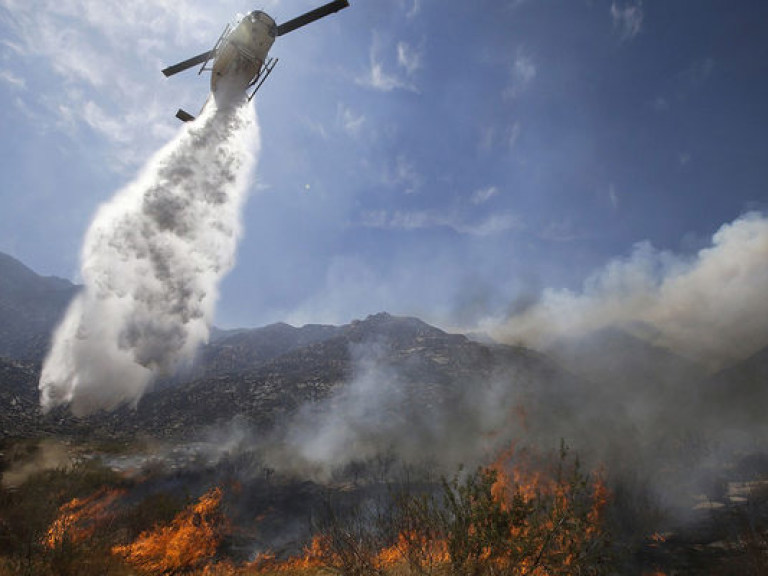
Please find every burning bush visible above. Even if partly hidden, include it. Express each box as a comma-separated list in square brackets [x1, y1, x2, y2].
[45, 488, 125, 550]
[383, 448, 611, 575]
[113, 487, 228, 574]
[252, 446, 613, 576]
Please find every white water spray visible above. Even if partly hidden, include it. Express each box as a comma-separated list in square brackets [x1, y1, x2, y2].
[40, 83, 259, 416]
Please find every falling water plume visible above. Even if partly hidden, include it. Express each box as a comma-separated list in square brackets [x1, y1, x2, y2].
[40, 79, 259, 416]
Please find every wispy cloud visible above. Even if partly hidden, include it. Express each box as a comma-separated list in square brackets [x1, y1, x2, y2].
[360, 209, 520, 237]
[361, 59, 412, 92]
[405, 0, 421, 20]
[81, 100, 132, 143]
[397, 41, 423, 76]
[337, 103, 366, 138]
[382, 154, 423, 194]
[0, 68, 25, 89]
[0, 0, 215, 168]
[359, 34, 419, 93]
[471, 186, 499, 205]
[611, 1, 643, 41]
[608, 183, 619, 209]
[538, 218, 585, 243]
[504, 50, 536, 100]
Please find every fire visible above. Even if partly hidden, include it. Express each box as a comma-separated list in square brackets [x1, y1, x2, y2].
[45, 488, 125, 549]
[249, 534, 329, 572]
[245, 445, 609, 575]
[113, 487, 227, 573]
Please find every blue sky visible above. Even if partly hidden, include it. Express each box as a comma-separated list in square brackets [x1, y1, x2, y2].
[1, 0, 767, 331]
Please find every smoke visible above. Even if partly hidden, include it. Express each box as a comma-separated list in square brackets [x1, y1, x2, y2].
[494, 212, 768, 370]
[40, 81, 259, 416]
[253, 212, 768, 507]
[261, 339, 531, 480]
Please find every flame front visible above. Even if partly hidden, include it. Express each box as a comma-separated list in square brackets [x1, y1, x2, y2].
[113, 487, 227, 573]
[45, 488, 124, 549]
[246, 446, 609, 575]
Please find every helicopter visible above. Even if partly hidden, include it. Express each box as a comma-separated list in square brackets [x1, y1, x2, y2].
[162, 0, 350, 121]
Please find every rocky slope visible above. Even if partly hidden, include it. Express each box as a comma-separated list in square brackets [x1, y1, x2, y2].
[0, 252, 77, 361]
[42, 312, 570, 444]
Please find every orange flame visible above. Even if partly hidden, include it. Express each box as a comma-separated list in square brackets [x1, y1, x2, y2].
[113, 487, 227, 573]
[246, 445, 609, 575]
[45, 488, 125, 549]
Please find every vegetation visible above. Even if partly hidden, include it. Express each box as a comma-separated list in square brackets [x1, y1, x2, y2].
[1, 439, 618, 576]
[303, 447, 612, 576]
[7, 438, 768, 575]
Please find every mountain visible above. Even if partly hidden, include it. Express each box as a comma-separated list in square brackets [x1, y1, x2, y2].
[196, 322, 341, 376]
[547, 328, 705, 418]
[0, 309, 580, 456]
[0, 358, 39, 437]
[0, 252, 78, 361]
[57, 312, 569, 442]
[702, 345, 768, 425]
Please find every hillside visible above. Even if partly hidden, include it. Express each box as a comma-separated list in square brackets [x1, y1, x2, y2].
[0, 252, 78, 361]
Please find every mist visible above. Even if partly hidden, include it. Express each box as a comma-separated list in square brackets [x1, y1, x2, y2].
[39, 84, 259, 416]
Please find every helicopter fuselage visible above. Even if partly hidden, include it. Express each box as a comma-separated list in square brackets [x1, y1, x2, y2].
[210, 11, 277, 93]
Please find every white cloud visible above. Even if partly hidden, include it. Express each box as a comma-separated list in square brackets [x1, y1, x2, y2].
[538, 218, 584, 243]
[360, 209, 520, 237]
[514, 53, 537, 85]
[397, 41, 423, 76]
[456, 213, 521, 236]
[359, 34, 418, 93]
[381, 154, 422, 194]
[504, 50, 536, 100]
[611, 1, 644, 41]
[337, 104, 366, 138]
[608, 183, 619, 209]
[81, 100, 131, 143]
[0, 68, 25, 89]
[363, 59, 407, 92]
[406, 0, 421, 20]
[471, 186, 499, 205]
[0, 0, 218, 168]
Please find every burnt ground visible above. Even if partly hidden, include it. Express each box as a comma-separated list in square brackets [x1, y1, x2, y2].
[634, 456, 768, 575]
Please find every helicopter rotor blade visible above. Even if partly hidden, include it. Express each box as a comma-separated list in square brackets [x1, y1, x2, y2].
[162, 50, 215, 77]
[276, 0, 349, 36]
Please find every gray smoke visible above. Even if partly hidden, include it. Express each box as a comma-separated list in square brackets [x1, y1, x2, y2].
[254, 213, 768, 512]
[40, 84, 259, 416]
[260, 340, 529, 480]
[494, 212, 768, 371]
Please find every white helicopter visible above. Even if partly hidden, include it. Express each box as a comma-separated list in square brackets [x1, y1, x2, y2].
[162, 0, 350, 121]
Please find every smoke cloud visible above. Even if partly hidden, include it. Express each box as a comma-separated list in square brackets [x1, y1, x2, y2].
[40, 84, 259, 416]
[494, 212, 768, 370]
[261, 340, 531, 480]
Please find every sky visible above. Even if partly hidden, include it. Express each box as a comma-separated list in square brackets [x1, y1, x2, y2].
[1, 0, 767, 333]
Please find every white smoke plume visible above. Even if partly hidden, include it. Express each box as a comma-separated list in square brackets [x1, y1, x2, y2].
[40, 84, 259, 416]
[495, 211, 768, 369]
[262, 340, 528, 480]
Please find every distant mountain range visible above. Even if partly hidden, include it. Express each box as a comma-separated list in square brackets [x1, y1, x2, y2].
[0, 250, 766, 453]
